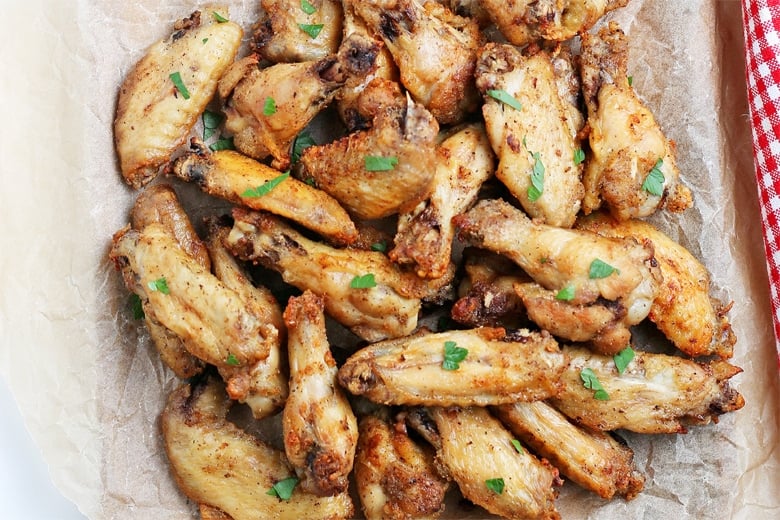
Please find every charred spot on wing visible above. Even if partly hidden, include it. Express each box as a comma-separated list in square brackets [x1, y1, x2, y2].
[380, 12, 401, 41]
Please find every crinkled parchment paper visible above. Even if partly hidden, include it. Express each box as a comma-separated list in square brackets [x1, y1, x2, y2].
[1, 0, 778, 518]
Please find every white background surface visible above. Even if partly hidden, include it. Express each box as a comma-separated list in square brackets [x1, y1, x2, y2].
[0, 376, 87, 520]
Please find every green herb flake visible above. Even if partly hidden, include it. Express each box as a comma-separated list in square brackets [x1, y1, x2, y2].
[301, 0, 317, 14]
[209, 135, 235, 152]
[555, 285, 575, 301]
[574, 148, 586, 165]
[580, 368, 609, 400]
[202, 37, 209, 44]
[213, 11, 229, 23]
[613, 346, 635, 375]
[641, 158, 665, 196]
[147, 277, 170, 295]
[225, 353, 240, 366]
[486, 89, 522, 111]
[365, 155, 398, 171]
[169, 72, 190, 100]
[299, 23, 324, 39]
[588, 259, 619, 279]
[292, 131, 316, 163]
[628, 75, 634, 86]
[266, 477, 299, 500]
[129, 293, 145, 320]
[350, 273, 377, 289]
[442, 341, 468, 371]
[370, 241, 387, 252]
[202, 110, 224, 140]
[263, 97, 277, 116]
[511, 439, 524, 454]
[522, 137, 544, 202]
[242, 171, 290, 198]
[485, 478, 505, 495]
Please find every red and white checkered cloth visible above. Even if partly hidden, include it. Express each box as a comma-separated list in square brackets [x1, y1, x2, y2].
[742, 0, 780, 364]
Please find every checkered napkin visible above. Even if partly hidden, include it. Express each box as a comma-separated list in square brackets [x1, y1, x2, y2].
[742, 0, 780, 360]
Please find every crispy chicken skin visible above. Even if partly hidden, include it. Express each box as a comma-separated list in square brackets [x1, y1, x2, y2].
[476, 43, 584, 228]
[129, 184, 207, 378]
[581, 22, 693, 219]
[408, 406, 562, 520]
[218, 34, 379, 170]
[169, 143, 358, 246]
[227, 209, 451, 342]
[550, 346, 745, 434]
[282, 291, 358, 496]
[349, 0, 482, 124]
[576, 212, 736, 358]
[114, 9, 242, 188]
[493, 400, 645, 500]
[355, 412, 449, 520]
[253, 0, 343, 63]
[205, 219, 288, 419]
[298, 95, 439, 220]
[161, 377, 354, 520]
[338, 327, 567, 406]
[479, 0, 628, 46]
[390, 123, 495, 279]
[454, 199, 661, 353]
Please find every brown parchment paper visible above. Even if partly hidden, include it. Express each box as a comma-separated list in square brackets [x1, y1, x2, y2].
[1, 0, 779, 518]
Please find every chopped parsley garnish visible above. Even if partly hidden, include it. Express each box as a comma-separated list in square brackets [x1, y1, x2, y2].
[212, 11, 229, 23]
[299, 23, 324, 39]
[555, 285, 575, 301]
[588, 259, 619, 279]
[580, 368, 609, 400]
[522, 136, 545, 202]
[301, 0, 317, 14]
[209, 135, 235, 151]
[370, 240, 387, 252]
[486, 89, 522, 111]
[641, 158, 665, 196]
[225, 353, 240, 366]
[169, 72, 190, 100]
[263, 97, 277, 116]
[147, 277, 170, 294]
[365, 155, 398, 171]
[291, 131, 316, 163]
[202, 37, 209, 44]
[511, 439, 524, 454]
[485, 478, 505, 495]
[242, 172, 290, 198]
[350, 273, 376, 289]
[129, 293, 145, 320]
[613, 346, 635, 375]
[574, 148, 586, 165]
[627, 75, 634, 86]
[266, 477, 299, 500]
[442, 341, 468, 371]
[202, 110, 223, 140]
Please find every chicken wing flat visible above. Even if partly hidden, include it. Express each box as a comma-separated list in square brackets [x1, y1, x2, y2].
[338, 327, 567, 406]
[282, 291, 358, 496]
[205, 219, 288, 419]
[408, 406, 561, 520]
[390, 123, 495, 279]
[169, 144, 358, 246]
[479, 0, 628, 46]
[114, 9, 242, 188]
[355, 412, 449, 520]
[454, 199, 661, 353]
[476, 43, 584, 228]
[298, 95, 439, 220]
[493, 400, 644, 500]
[349, 0, 482, 124]
[253, 0, 343, 63]
[129, 184, 207, 378]
[219, 34, 379, 170]
[227, 209, 449, 341]
[161, 377, 354, 520]
[550, 346, 745, 434]
[576, 212, 736, 358]
[581, 22, 693, 220]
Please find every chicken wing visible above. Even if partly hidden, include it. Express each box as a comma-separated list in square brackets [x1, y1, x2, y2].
[253, 0, 343, 63]
[349, 0, 482, 124]
[161, 376, 354, 520]
[493, 400, 644, 500]
[219, 33, 379, 170]
[169, 143, 358, 246]
[114, 9, 242, 188]
[576, 212, 736, 358]
[454, 199, 661, 353]
[550, 346, 745, 434]
[129, 184, 207, 378]
[581, 22, 693, 219]
[479, 0, 628, 46]
[297, 95, 439, 220]
[338, 327, 567, 406]
[476, 43, 584, 228]
[407, 406, 562, 520]
[355, 411, 449, 520]
[282, 291, 358, 496]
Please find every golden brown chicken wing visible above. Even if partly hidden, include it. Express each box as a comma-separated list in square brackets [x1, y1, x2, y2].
[114, 9, 242, 188]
